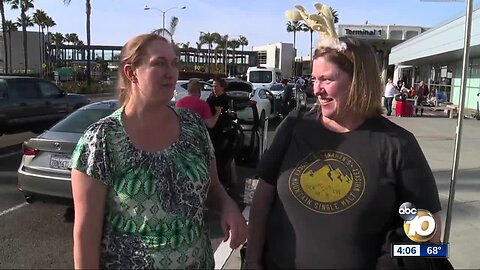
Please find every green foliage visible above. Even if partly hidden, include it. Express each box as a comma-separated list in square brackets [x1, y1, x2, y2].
[60, 80, 114, 94]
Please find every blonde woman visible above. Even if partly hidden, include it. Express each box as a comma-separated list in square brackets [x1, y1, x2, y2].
[246, 36, 441, 269]
[71, 33, 246, 269]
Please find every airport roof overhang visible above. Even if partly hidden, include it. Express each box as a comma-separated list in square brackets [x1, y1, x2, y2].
[396, 45, 480, 66]
[389, 4, 480, 66]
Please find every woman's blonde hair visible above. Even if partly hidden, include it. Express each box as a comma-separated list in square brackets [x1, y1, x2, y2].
[117, 33, 169, 106]
[313, 36, 383, 119]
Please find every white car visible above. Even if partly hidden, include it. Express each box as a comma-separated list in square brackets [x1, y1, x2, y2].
[171, 79, 213, 103]
[222, 78, 279, 122]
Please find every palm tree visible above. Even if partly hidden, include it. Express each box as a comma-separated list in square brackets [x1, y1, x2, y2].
[238, 35, 248, 65]
[286, 20, 304, 54]
[63, 0, 91, 87]
[330, 7, 339, 24]
[287, 20, 305, 76]
[195, 41, 202, 67]
[75, 39, 84, 60]
[4, 20, 18, 73]
[199, 31, 219, 73]
[44, 15, 56, 74]
[228, 39, 241, 76]
[214, 34, 228, 73]
[64, 33, 79, 64]
[152, 28, 171, 37]
[32, 9, 48, 75]
[168, 16, 178, 43]
[50, 32, 64, 67]
[0, 0, 11, 73]
[11, 0, 35, 74]
[44, 15, 55, 36]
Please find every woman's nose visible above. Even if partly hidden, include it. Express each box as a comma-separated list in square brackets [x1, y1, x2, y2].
[313, 83, 324, 96]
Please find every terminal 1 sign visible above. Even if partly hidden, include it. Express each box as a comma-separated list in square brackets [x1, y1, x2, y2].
[344, 28, 383, 37]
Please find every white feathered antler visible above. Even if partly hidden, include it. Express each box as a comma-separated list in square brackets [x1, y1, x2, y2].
[285, 3, 346, 52]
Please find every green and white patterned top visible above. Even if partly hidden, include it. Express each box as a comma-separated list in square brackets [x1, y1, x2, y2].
[71, 106, 215, 269]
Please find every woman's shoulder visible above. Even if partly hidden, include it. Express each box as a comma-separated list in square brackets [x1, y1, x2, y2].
[175, 106, 203, 125]
[83, 108, 122, 137]
[366, 116, 416, 142]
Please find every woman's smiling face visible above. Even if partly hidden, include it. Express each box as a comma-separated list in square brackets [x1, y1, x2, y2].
[311, 56, 353, 120]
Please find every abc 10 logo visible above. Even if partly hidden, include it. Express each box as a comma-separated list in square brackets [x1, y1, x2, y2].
[399, 202, 437, 242]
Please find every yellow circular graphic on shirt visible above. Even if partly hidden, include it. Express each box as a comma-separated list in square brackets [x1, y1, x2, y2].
[289, 151, 365, 214]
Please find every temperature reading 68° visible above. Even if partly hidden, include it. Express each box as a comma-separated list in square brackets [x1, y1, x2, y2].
[427, 246, 441, 255]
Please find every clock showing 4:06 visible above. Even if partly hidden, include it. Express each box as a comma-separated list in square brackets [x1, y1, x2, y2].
[392, 244, 421, 257]
[392, 243, 449, 257]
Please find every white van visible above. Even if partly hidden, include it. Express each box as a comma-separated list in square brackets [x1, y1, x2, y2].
[246, 66, 282, 89]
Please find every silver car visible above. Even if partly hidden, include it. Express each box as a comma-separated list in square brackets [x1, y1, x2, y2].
[17, 100, 118, 203]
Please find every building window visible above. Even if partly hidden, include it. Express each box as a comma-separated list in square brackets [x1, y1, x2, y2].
[258, 51, 267, 65]
[390, 30, 402, 40]
[405, 31, 418, 40]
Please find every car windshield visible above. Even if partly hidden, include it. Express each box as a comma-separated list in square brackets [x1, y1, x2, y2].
[249, 71, 272, 83]
[49, 108, 115, 133]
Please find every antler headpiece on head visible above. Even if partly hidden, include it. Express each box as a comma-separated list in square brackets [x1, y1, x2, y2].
[285, 3, 347, 53]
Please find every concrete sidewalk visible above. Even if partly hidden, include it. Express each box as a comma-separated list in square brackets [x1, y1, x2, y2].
[222, 115, 480, 269]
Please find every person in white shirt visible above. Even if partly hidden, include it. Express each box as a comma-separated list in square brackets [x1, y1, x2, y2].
[384, 78, 397, 116]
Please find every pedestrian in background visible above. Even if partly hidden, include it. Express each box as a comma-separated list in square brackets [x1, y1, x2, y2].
[176, 78, 221, 128]
[384, 78, 397, 116]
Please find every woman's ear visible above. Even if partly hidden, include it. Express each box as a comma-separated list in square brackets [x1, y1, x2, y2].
[123, 64, 137, 83]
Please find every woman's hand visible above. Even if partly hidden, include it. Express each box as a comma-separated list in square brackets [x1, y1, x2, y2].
[220, 201, 247, 249]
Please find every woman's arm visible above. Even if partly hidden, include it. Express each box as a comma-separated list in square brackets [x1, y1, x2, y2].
[206, 161, 247, 249]
[245, 180, 276, 269]
[204, 107, 221, 128]
[71, 169, 108, 269]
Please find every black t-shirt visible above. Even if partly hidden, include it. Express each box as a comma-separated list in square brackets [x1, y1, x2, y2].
[207, 93, 230, 140]
[283, 85, 293, 103]
[257, 110, 441, 269]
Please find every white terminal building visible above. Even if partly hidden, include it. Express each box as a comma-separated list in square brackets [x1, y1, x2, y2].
[389, 5, 480, 110]
[255, 4, 480, 111]
[253, 24, 428, 80]
[252, 42, 295, 79]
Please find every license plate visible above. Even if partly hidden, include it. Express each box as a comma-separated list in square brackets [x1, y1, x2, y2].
[50, 154, 71, 170]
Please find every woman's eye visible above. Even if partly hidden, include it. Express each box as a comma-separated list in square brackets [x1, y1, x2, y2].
[153, 61, 167, 67]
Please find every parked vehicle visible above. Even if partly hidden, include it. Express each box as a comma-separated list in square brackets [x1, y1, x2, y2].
[230, 97, 263, 165]
[266, 82, 307, 110]
[17, 100, 118, 203]
[171, 79, 213, 103]
[17, 98, 260, 203]
[222, 78, 279, 123]
[246, 66, 282, 89]
[0, 76, 90, 136]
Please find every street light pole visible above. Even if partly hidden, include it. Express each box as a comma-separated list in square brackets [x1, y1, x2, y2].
[144, 5, 186, 38]
[225, 38, 228, 76]
[162, 12, 166, 36]
[444, 0, 474, 244]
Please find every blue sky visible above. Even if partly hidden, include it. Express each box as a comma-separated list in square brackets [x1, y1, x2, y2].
[4, 0, 479, 57]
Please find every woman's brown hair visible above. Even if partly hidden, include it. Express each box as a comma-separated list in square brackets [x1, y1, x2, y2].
[117, 33, 169, 106]
[313, 36, 383, 118]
